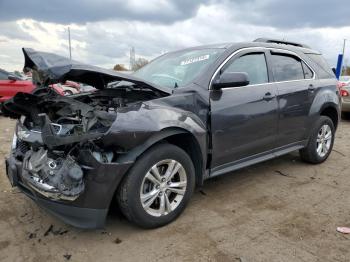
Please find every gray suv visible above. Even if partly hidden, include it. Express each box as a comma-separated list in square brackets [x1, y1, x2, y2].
[4, 38, 340, 229]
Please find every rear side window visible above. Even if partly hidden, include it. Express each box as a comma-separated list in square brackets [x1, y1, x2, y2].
[302, 62, 314, 79]
[271, 53, 304, 82]
[0, 71, 8, 80]
[224, 53, 268, 85]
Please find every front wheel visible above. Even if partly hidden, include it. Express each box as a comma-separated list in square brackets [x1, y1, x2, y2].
[117, 143, 195, 228]
[300, 116, 335, 164]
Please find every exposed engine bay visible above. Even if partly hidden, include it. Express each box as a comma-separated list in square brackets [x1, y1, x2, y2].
[5, 86, 163, 201]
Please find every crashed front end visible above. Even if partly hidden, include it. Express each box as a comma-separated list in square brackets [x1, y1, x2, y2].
[4, 89, 138, 228]
[3, 48, 169, 228]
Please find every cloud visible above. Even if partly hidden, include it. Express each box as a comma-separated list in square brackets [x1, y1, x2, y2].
[1, 0, 350, 29]
[224, 0, 350, 29]
[0, 0, 209, 24]
[0, 1, 348, 72]
[0, 21, 36, 41]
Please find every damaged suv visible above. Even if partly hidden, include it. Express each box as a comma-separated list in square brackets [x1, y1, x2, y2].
[4, 38, 340, 229]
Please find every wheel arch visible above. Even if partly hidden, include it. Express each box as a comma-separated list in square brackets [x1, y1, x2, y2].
[319, 104, 339, 130]
[116, 127, 206, 187]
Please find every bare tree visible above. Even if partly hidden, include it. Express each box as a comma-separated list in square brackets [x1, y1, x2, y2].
[343, 66, 350, 75]
[132, 58, 149, 71]
[113, 64, 128, 71]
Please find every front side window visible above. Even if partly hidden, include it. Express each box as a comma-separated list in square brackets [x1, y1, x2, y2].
[223, 53, 269, 85]
[271, 53, 304, 82]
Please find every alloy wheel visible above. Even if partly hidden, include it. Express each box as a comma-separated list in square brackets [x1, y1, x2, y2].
[140, 159, 187, 217]
[316, 124, 332, 158]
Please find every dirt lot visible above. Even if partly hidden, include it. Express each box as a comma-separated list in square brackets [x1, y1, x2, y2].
[0, 116, 350, 262]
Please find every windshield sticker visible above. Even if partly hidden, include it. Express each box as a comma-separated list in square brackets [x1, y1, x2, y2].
[180, 54, 210, 66]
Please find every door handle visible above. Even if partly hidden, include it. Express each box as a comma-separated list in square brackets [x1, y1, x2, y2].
[308, 84, 316, 92]
[263, 92, 275, 101]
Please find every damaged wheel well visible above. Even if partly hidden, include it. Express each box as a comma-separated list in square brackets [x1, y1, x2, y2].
[116, 129, 205, 191]
[164, 133, 204, 187]
[112, 130, 204, 212]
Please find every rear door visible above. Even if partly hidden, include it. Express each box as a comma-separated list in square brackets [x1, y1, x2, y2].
[268, 50, 316, 147]
[210, 49, 278, 170]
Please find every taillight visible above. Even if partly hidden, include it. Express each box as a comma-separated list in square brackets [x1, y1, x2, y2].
[341, 89, 349, 97]
[337, 82, 345, 91]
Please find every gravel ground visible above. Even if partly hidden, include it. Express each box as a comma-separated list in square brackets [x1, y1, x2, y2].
[0, 116, 350, 262]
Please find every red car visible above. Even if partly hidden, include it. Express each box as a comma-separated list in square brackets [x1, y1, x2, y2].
[0, 69, 64, 109]
[0, 69, 35, 104]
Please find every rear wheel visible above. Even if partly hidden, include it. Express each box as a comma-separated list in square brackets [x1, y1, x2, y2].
[117, 143, 195, 228]
[300, 116, 335, 164]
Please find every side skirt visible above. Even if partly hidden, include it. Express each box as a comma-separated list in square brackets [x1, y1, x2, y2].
[209, 140, 308, 178]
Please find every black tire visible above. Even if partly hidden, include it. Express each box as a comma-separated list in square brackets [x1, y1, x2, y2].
[117, 143, 195, 228]
[299, 116, 335, 164]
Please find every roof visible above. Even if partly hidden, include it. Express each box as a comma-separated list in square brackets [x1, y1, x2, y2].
[166, 38, 320, 55]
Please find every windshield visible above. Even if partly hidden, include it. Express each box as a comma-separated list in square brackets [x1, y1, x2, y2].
[133, 48, 224, 89]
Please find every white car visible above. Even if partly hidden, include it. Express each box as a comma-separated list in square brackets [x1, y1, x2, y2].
[339, 76, 350, 114]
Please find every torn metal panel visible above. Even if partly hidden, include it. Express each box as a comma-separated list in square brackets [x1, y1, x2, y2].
[22, 48, 171, 94]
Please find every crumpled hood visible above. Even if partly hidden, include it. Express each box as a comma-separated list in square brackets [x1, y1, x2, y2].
[22, 48, 171, 94]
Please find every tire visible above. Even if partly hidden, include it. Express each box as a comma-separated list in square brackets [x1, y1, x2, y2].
[299, 116, 335, 164]
[117, 143, 195, 228]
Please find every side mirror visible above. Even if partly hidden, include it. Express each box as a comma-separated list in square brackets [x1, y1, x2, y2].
[212, 72, 249, 90]
[8, 74, 18, 81]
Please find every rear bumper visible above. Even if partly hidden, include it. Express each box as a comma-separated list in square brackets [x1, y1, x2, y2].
[341, 99, 350, 112]
[5, 151, 132, 229]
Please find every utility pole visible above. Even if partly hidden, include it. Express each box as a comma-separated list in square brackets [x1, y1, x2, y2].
[68, 27, 72, 60]
[130, 47, 135, 71]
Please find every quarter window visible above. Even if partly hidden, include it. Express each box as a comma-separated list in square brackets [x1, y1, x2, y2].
[271, 53, 304, 82]
[223, 53, 269, 85]
[302, 62, 313, 79]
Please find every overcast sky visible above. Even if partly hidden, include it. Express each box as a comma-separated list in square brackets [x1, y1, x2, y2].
[0, 0, 349, 71]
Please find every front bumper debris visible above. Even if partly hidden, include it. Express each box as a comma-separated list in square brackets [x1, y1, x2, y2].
[22, 148, 84, 201]
[5, 143, 133, 229]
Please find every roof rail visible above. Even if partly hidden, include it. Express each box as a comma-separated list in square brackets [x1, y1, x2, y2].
[253, 38, 310, 49]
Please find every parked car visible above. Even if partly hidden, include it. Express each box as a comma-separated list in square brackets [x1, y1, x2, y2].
[0, 69, 65, 112]
[3, 41, 340, 229]
[0, 69, 35, 107]
[339, 76, 350, 115]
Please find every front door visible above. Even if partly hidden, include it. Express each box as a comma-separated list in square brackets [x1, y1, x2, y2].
[210, 50, 278, 170]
